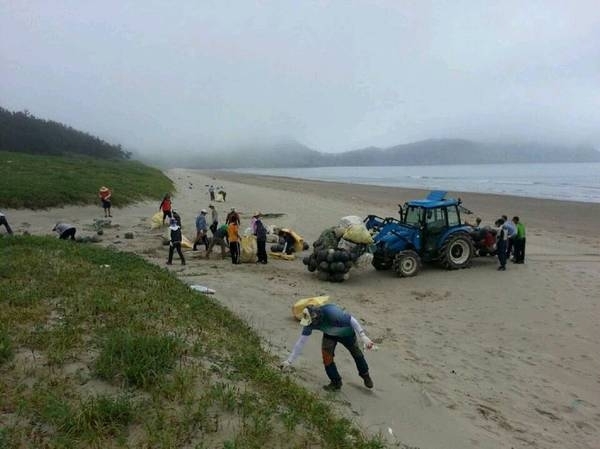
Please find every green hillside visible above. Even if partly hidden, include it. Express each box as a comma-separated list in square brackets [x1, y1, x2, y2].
[0, 151, 173, 209]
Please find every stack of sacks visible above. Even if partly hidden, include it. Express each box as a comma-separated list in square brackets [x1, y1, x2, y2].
[303, 220, 372, 283]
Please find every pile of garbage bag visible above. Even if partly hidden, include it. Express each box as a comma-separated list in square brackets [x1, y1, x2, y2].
[302, 217, 372, 282]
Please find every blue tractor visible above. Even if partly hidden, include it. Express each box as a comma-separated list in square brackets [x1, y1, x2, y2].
[366, 191, 475, 277]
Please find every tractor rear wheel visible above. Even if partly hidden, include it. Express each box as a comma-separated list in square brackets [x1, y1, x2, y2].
[393, 250, 422, 277]
[439, 232, 474, 269]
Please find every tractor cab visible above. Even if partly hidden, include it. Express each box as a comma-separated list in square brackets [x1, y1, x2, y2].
[400, 191, 467, 261]
[371, 191, 475, 277]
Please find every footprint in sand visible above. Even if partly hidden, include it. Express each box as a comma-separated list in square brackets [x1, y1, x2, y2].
[411, 289, 451, 302]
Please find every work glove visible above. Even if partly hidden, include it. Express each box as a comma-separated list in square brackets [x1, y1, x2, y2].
[279, 360, 292, 372]
[359, 332, 374, 350]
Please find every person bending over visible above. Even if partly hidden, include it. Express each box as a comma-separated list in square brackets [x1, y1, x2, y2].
[53, 223, 76, 240]
[280, 303, 375, 391]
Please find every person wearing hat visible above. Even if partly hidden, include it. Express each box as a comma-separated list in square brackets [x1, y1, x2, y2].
[53, 222, 77, 240]
[98, 186, 112, 218]
[280, 303, 375, 391]
[277, 229, 297, 255]
[193, 209, 209, 252]
[253, 212, 268, 264]
[167, 218, 186, 265]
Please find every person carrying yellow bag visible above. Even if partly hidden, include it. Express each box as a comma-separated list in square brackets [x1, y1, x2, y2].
[280, 303, 375, 391]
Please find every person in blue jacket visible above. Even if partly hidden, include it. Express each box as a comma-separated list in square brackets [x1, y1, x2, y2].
[193, 209, 209, 252]
[280, 303, 375, 391]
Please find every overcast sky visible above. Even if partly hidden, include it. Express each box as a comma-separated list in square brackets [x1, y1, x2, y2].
[1, 1, 599, 153]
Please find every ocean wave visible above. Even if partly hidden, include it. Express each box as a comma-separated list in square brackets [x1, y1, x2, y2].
[496, 180, 536, 186]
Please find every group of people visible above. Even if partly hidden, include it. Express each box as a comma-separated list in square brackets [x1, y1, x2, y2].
[161, 196, 269, 266]
[1, 186, 113, 240]
[208, 185, 227, 202]
[494, 215, 527, 271]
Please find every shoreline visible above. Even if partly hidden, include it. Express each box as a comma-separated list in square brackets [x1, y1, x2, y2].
[209, 170, 600, 237]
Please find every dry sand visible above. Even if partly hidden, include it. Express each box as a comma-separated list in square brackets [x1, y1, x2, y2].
[5, 169, 600, 449]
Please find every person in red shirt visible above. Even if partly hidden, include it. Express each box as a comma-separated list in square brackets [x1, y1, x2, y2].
[98, 186, 112, 218]
[159, 193, 172, 224]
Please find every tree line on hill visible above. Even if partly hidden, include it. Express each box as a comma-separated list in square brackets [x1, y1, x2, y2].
[0, 106, 130, 159]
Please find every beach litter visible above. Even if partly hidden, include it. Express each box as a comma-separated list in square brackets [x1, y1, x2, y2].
[190, 284, 216, 295]
[303, 221, 371, 282]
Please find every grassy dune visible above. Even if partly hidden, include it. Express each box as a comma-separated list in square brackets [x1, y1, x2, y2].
[0, 151, 173, 209]
[0, 237, 385, 449]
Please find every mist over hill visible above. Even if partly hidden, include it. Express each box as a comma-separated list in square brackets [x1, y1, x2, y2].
[141, 138, 600, 169]
[2, 105, 598, 168]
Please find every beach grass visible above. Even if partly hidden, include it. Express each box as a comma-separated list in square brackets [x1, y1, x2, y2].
[0, 151, 173, 209]
[0, 236, 386, 448]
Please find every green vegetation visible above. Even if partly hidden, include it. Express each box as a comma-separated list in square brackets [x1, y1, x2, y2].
[0, 151, 173, 209]
[95, 331, 183, 388]
[0, 326, 13, 365]
[0, 236, 386, 449]
[0, 106, 129, 159]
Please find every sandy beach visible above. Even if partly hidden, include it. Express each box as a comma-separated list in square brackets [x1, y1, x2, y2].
[5, 169, 600, 449]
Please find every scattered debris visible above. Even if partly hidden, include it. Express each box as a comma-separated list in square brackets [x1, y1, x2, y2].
[190, 284, 216, 295]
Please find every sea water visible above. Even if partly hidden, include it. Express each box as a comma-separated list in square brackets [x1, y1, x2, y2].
[233, 162, 600, 203]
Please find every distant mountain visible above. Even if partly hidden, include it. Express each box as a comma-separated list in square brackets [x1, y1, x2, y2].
[201, 141, 324, 168]
[352, 139, 600, 165]
[173, 138, 600, 168]
[0, 106, 130, 159]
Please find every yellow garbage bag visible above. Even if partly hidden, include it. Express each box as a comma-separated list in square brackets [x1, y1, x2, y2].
[292, 296, 329, 321]
[342, 224, 373, 244]
[181, 235, 194, 249]
[240, 235, 258, 263]
[150, 211, 164, 229]
[163, 228, 194, 250]
[291, 231, 305, 253]
[280, 228, 305, 253]
[269, 251, 296, 261]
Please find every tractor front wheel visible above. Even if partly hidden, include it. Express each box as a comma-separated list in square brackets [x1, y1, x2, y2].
[439, 232, 474, 269]
[372, 254, 391, 271]
[393, 250, 422, 277]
